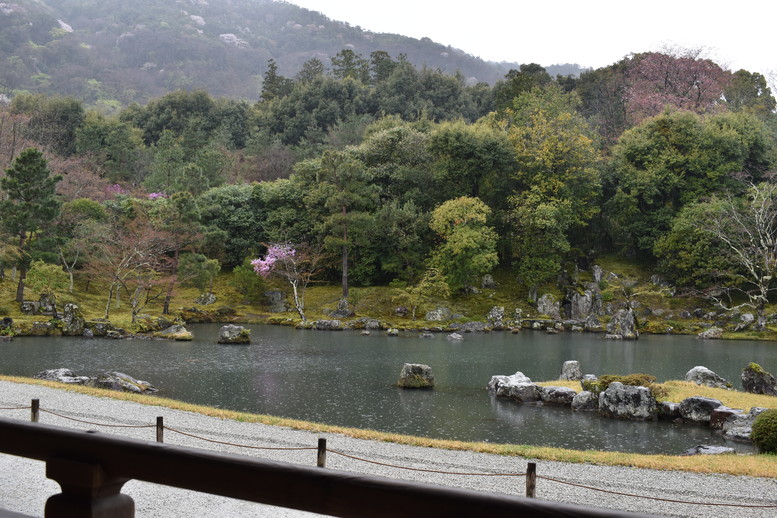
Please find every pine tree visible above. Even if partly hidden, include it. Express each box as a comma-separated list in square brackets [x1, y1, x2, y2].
[0, 148, 62, 302]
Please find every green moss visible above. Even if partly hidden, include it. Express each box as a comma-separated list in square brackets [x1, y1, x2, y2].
[397, 374, 434, 389]
[748, 362, 767, 374]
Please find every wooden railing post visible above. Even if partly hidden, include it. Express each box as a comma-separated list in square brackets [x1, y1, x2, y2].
[31, 399, 39, 423]
[526, 462, 536, 498]
[317, 438, 326, 468]
[45, 457, 134, 518]
[156, 417, 164, 443]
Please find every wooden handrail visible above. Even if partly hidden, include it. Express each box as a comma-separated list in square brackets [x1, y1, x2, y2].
[0, 417, 650, 517]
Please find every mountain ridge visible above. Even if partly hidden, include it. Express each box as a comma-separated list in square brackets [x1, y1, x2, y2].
[0, 0, 585, 107]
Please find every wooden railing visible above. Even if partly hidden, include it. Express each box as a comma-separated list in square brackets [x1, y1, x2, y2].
[0, 416, 649, 517]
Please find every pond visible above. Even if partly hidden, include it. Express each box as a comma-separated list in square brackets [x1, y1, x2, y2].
[2, 325, 776, 454]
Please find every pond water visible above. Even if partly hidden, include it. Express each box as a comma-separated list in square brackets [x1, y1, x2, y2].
[2, 325, 776, 454]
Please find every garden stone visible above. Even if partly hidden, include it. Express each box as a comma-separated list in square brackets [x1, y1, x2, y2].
[481, 274, 497, 289]
[217, 324, 251, 344]
[419, 332, 434, 339]
[709, 407, 743, 430]
[741, 363, 777, 396]
[34, 368, 91, 385]
[540, 386, 576, 406]
[658, 401, 681, 420]
[446, 333, 463, 341]
[592, 265, 604, 282]
[722, 407, 769, 441]
[264, 291, 288, 313]
[20, 301, 39, 315]
[0, 317, 13, 332]
[461, 321, 488, 333]
[488, 371, 532, 392]
[678, 396, 723, 424]
[85, 371, 158, 394]
[61, 303, 85, 336]
[313, 320, 342, 331]
[194, 292, 217, 305]
[605, 309, 638, 340]
[682, 445, 735, 456]
[584, 315, 602, 332]
[598, 382, 656, 420]
[571, 391, 598, 411]
[397, 363, 434, 389]
[425, 307, 452, 321]
[486, 306, 505, 328]
[684, 366, 732, 389]
[697, 327, 724, 339]
[38, 294, 56, 316]
[537, 293, 561, 319]
[499, 383, 542, 403]
[386, 328, 399, 336]
[327, 299, 355, 319]
[154, 325, 193, 341]
[560, 360, 582, 381]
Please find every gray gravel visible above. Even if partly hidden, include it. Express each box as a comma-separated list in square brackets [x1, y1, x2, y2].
[0, 380, 775, 517]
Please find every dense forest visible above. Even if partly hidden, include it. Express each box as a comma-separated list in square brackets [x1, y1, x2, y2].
[2, 42, 777, 328]
[0, 0, 582, 107]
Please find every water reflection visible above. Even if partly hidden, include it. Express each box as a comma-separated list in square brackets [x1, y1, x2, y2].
[1, 325, 773, 454]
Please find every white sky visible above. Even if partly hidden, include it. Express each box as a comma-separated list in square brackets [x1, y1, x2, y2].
[285, 0, 776, 79]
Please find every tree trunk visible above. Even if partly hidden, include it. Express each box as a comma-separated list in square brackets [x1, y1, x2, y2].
[290, 280, 306, 322]
[104, 283, 115, 320]
[14, 231, 27, 303]
[341, 208, 349, 299]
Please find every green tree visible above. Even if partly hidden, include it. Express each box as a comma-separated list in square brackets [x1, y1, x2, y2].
[25, 260, 68, 317]
[493, 64, 552, 111]
[178, 252, 221, 298]
[10, 94, 85, 156]
[261, 59, 294, 101]
[392, 268, 450, 320]
[295, 58, 326, 83]
[724, 70, 777, 118]
[331, 49, 369, 83]
[301, 151, 378, 298]
[0, 148, 62, 302]
[429, 196, 498, 292]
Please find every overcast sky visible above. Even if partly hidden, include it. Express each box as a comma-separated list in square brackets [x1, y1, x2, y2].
[285, 0, 775, 80]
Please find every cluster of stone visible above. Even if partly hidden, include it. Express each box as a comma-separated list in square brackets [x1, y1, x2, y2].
[397, 363, 434, 389]
[35, 369, 157, 394]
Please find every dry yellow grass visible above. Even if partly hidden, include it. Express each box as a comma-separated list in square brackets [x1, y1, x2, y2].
[3, 376, 775, 478]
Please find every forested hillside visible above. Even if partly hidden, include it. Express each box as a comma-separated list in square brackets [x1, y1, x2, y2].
[2, 33, 777, 331]
[0, 0, 582, 108]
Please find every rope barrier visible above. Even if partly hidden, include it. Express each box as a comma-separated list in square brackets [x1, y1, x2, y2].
[7, 400, 777, 510]
[164, 425, 317, 451]
[327, 449, 526, 477]
[537, 475, 777, 508]
[39, 408, 156, 429]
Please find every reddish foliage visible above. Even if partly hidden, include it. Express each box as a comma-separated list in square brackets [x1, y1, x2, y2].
[625, 51, 730, 124]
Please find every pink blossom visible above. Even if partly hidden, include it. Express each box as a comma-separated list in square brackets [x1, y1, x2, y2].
[252, 244, 296, 277]
[106, 184, 127, 196]
[148, 192, 168, 200]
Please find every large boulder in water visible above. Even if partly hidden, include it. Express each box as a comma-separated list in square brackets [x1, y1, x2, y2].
[488, 371, 541, 403]
[60, 303, 85, 336]
[678, 396, 724, 424]
[35, 368, 91, 384]
[559, 360, 582, 381]
[540, 386, 576, 406]
[684, 366, 732, 390]
[217, 324, 251, 344]
[153, 325, 193, 341]
[741, 363, 777, 396]
[605, 309, 638, 340]
[571, 391, 598, 412]
[85, 371, 158, 394]
[598, 382, 656, 420]
[397, 363, 434, 389]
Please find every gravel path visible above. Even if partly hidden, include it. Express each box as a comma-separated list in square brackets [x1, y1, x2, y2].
[0, 381, 775, 518]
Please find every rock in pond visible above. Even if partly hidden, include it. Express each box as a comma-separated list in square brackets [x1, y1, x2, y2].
[682, 445, 735, 456]
[598, 382, 656, 420]
[154, 325, 193, 341]
[559, 360, 582, 381]
[697, 327, 724, 339]
[446, 333, 464, 341]
[679, 397, 724, 424]
[35, 368, 91, 384]
[218, 324, 251, 344]
[86, 371, 158, 394]
[386, 328, 399, 336]
[571, 391, 598, 412]
[397, 363, 434, 389]
[684, 366, 732, 390]
[605, 309, 638, 340]
[540, 386, 576, 406]
[61, 303, 85, 336]
[741, 362, 777, 396]
[723, 407, 769, 441]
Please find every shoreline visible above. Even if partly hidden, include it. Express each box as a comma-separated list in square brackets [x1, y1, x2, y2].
[0, 379, 775, 517]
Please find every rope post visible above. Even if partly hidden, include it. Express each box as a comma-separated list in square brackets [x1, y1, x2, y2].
[317, 438, 327, 468]
[31, 399, 39, 423]
[526, 462, 536, 498]
[156, 417, 164, 443]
